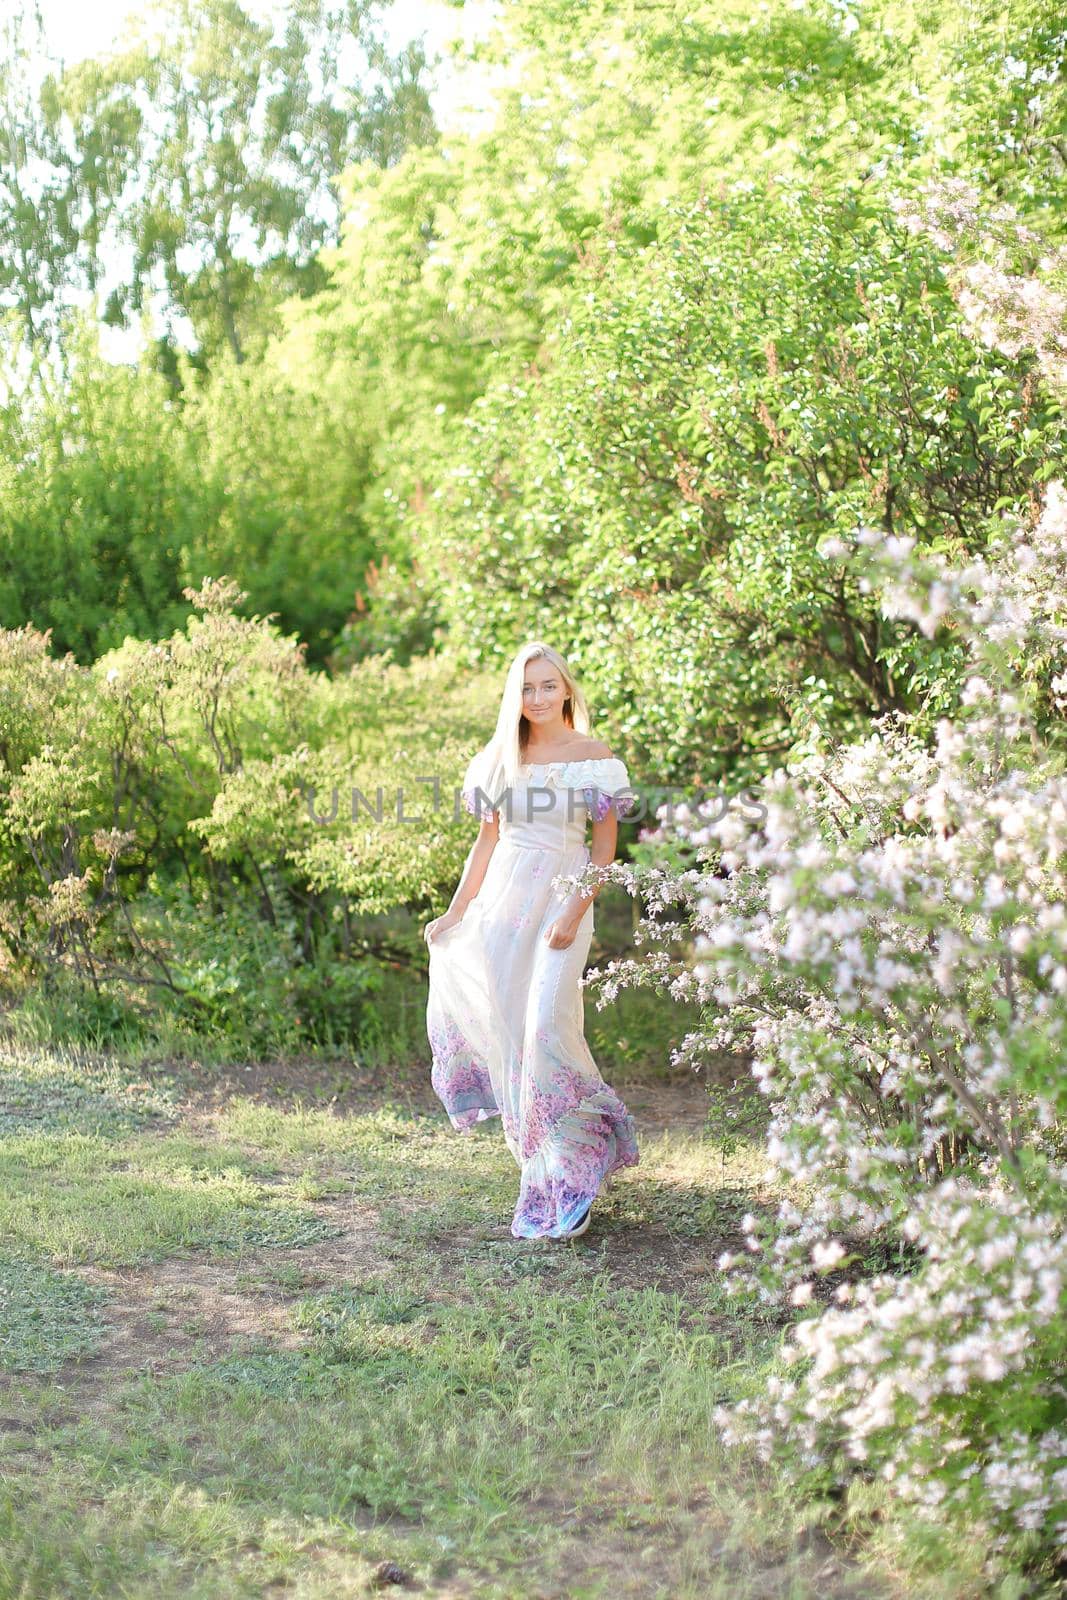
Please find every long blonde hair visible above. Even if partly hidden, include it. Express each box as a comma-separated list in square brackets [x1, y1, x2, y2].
[475, 642, 593, 798]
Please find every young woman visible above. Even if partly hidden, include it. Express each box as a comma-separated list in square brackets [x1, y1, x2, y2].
[424, 641, 640, 1241]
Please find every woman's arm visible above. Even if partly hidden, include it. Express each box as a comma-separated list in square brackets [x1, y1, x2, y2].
[546, 808, 618, 948]
[426, 814, 500, 944]
[448, 815, 500, 914]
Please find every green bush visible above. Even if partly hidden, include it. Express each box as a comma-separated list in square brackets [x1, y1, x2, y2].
[0, 582, 502, 1048]
[404, 180, 1060, 789]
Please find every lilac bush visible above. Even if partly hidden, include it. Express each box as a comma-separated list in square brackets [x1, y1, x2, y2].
[577, 184, 1067, 1560]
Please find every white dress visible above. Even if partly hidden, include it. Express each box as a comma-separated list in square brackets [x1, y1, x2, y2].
[426, 753, 641, 1239]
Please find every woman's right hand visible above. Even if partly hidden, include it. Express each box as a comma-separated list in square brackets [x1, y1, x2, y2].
[425, 908, 465, 946]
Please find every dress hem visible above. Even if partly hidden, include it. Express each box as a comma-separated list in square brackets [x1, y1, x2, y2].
[509, 1088, 640, 1239]
[452, 1105, 501, 1134]
[509, 1145, 640, 1240]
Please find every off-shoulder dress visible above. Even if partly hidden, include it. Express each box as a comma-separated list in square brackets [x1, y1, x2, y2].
[426, 753, 641, 1239]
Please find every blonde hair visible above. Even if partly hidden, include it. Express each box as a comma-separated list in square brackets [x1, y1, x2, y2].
[476, 641, 593, 797]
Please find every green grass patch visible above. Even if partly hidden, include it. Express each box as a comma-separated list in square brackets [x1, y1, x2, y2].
[0, 1249, 112, 1373]
[27, 1270, 803, 1594]
[212, 1098, 429, 1157]
[0, 1046, 180, 1138]
[0, 1130, 340, 1267]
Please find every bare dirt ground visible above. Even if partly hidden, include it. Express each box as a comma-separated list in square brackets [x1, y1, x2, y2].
[165, 1052, 719, 1133]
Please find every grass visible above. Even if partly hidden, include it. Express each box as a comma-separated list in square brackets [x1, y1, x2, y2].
[0, 1128, 339, 1266]
[0, 1041, 1042, 1598]
[0, 1250, 112, 1373]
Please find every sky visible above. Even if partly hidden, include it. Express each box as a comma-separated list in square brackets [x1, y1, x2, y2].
[35, 0, 497, 122]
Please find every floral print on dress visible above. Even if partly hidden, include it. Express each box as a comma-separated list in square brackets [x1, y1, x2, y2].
[581, 785, 637, 821]
[428, 752, 640, 1237]
[512, 1084, 639, 1238]
[428, 1017, 498, 1132]
[520, 1056, 595, 1160]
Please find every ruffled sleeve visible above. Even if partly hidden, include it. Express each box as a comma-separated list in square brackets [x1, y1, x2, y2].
[575, 756, 636, 822]
[460, 749, 499, 822]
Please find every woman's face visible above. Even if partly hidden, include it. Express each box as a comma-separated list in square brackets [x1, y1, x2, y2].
[521, 659, 567, 726]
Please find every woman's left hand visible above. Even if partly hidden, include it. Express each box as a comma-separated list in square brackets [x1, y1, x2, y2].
[543, 916, 580, 950]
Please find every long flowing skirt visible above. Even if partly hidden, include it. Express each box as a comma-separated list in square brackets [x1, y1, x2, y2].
[426, 839, 640, 1238]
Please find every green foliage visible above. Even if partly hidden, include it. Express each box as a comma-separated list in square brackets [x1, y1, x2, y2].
[0, 589, 504, 1044]
[176, 346, 382, 660]
[274, 0, 1067, 590]
[0, 4, 75, 346]
[0, 315, 382, 665]
[328, 552, 446, 670]
[946, 0, 1067, 233]
[405, 181, 1059, 787]
[0, 317, 198, 659]
[301, 0, 1067, 438]
[6, 0, 1066, 693]
[4, 0, 439, 366]
[143, 877, 383, 1057]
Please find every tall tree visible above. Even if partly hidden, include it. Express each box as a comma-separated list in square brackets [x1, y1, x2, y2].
[91, 0, 438, 364]
[3, 0, 439, 364]
[0, 3, 75, 343]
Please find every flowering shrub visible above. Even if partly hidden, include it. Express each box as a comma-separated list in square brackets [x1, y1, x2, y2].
[580, 184, 1067, 1563]
[699, 532, 1067, 1547]
[0, 579, 499, 1044]
[719, 1178, 1067, 1545]
[659, 476, 1066, 1265]
[888, 176, 1067, 394]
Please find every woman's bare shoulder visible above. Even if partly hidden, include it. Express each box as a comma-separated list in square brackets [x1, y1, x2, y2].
[568, 739, 614, 760]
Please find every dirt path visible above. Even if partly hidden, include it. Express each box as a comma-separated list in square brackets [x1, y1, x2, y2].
[166, 1052, 719, 1135]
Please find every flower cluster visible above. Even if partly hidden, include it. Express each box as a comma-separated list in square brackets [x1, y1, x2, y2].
[716, 1178, 1067, 1548]
[889, 179, 1067, 395]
